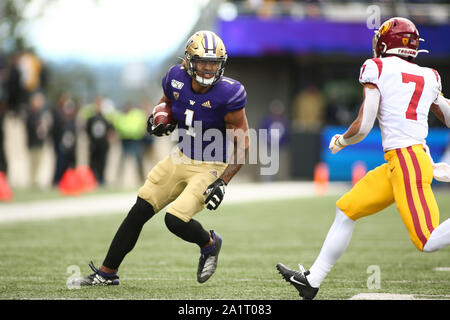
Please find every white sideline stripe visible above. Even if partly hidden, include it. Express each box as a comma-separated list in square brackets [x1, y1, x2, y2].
[0, 182, 347, 224]
[434, 267, 450, 271]
[350, 293, 450, 300]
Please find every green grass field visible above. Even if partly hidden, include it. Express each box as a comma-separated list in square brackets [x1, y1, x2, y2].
[0, 190, 449, 300]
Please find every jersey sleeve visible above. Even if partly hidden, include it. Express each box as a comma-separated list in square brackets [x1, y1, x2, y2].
[431, 68, 442, 103]
[161, 65, 179, 99]
[225, 82, 247, 113]
[359, 58, 382, 86]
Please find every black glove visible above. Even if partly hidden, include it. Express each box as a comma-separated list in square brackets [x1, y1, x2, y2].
[203, 178, 227, 210]
[146, 114, 176, 137]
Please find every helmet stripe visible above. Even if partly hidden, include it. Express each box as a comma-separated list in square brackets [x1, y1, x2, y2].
[211, 33, 216, 53]
[203, 32, 209, 51]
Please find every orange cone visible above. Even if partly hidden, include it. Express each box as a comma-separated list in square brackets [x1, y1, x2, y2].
[0, 171, 13, 201]
[75, 166, 97, 192]
[314, 162, 329, 196]
[352, 161, 367, 186]
[59, 168, 83, 196]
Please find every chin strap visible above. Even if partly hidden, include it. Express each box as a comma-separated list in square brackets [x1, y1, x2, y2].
[195, 74, 216, 87]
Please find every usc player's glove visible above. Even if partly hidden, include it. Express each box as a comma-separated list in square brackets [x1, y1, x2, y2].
[329, 134, 347, 154]
[203, 178, 227, 210]
[146, 114, 176, 137]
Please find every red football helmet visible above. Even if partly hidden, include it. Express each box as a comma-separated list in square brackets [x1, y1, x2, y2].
[372, 17, 428, 60]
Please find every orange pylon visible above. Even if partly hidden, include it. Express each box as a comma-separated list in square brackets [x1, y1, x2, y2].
[314, 162, 329, 196]
[352, 161, 367, 186]
[0, 171, 13, 201]
[75, 166, 97, 192]
[59, 168, 83, 196]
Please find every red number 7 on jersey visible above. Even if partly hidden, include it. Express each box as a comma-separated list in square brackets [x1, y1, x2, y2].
[402, 73, 424, 121]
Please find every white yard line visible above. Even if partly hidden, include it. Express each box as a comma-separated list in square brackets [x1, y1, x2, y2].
[0, 182, 348, 224]
[350, 293, 450, 300]
[434, 267, 450, 271]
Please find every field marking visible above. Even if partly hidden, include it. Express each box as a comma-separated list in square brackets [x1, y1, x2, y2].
[0, 182, 347, 224]
[350, 293, 450, 300]
[434, 267, 450, 271]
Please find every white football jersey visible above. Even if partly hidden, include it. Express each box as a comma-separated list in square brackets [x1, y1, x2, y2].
[359, 56, 442, 151]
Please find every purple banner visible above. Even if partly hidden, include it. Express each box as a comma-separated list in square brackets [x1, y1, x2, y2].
[217, 16, 450, 57]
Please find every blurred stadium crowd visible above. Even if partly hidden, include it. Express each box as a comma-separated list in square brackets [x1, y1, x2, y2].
[0, 0, 448, 191]
[0, 49, 165, 190]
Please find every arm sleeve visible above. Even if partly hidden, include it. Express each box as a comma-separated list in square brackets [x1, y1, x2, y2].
[434, 94, 450, 128]
[431, 69, 442, 104]
[341, 86, 381, 146]
[359, 58, 381, 86]
[161, 65, 178, 98]
[225, 83, 247, 113]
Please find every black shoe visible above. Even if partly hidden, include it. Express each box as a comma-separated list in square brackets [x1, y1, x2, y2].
[197, 230, 222, 283]
[276, 263, 319, 300]
[67, 261, 120, 288]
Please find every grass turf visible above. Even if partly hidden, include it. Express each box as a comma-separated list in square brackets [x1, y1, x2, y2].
[0, 192, 449, 300]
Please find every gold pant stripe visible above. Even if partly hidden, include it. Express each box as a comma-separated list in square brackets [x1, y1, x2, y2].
[395, 147, 429, 248]
[404, 146, 436, 234]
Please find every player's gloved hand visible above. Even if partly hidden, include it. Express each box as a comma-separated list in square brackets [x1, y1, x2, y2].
[203, 178, 227, 210]
[329, 134, 347, 154]
[146, 114, 176, 137]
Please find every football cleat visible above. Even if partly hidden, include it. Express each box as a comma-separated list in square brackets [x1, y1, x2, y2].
[197, 230, 222, 283]
[276, 263, 319, 300]
[68, 261, 119, 287]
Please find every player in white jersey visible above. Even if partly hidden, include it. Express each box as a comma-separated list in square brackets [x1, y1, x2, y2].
[277, 17, 450, 299]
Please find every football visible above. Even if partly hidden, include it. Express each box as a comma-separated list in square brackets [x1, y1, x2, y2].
[152, 102, 173, 126]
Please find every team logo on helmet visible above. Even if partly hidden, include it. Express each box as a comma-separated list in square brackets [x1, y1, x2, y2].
[378, 21, 392, 35]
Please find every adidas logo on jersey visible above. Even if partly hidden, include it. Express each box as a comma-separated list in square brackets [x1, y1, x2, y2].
[189, 100, 195, 105]
[202, 101, 212, 108]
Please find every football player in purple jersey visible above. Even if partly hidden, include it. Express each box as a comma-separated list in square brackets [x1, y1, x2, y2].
[70, 30, 249, 287]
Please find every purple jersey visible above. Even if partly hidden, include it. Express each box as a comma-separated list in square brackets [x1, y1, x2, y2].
[162, 64, 247, 162]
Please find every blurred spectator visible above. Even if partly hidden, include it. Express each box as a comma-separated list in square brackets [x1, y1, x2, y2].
[51, 93, 78, 186]
[259, 99, 290, 181]
[0, 101, 7, 174]
[291, 84, 325, 132]
[112, 102, 147, 182]
[25, 92, 51, 187]
[5, 52, 24, 115]
[260, 99, 289, 147]
[85, 96, 114, 186]
[18, 49, 45, 95]
[324, 96, 339, 125]
[0, 52, 7, 104]
[4, 50, 47, 117]
[140, 98, 155, 157]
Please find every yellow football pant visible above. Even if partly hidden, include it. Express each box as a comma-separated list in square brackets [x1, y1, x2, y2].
[337, 144, 440, 251]
[137, 149, 227, 223]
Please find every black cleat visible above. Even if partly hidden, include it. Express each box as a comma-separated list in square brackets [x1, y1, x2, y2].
[276, 263, 319, 300]
[67, 261, 119, 288]
[197, 230, 222, 283]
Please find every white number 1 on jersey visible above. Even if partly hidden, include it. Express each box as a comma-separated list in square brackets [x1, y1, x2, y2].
[184, 109, 196, 137]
